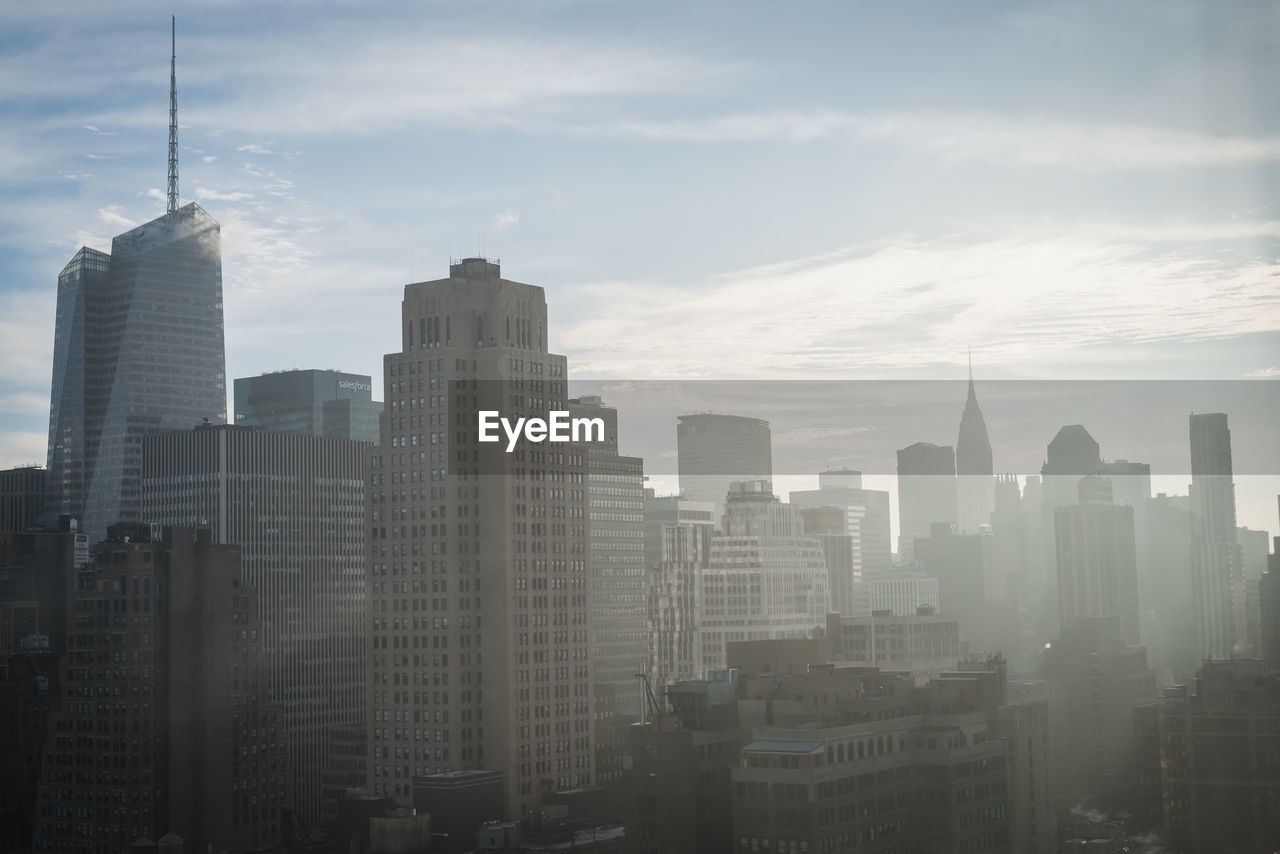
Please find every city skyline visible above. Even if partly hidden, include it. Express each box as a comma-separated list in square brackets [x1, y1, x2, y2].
[1, 2, 1277, 479]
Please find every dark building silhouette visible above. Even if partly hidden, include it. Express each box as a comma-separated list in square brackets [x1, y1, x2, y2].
[896, 442, 957, 561]
[1042, 617, 1156, 810]
[624, 672, 741, 854]
[956, 364, 995, 534]
[1262, 532, 1280, 667]
[1141, 659, 1280, 854]
[1054, 476, 1140, 646]
[0, 467, 45, 533]
[234, 368, 381, 442]
[31, 526, 286, 852]
[141, 423, 369, 826]
[676, 413, 771, 527]
[1189, 413, 1243, 659]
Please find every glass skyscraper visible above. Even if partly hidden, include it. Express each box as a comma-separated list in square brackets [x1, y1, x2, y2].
[45, 203, 227, 539]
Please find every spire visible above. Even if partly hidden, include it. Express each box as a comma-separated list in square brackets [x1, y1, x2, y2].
[167, 16, 178, 216]
[967, 346, 975, 397]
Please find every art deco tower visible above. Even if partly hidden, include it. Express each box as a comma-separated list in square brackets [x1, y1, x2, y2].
[955, 356, 994, 534]
[45, 19, 226, 539]
[367, 258, 592, 817]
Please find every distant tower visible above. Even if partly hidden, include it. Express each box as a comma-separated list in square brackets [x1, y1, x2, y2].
[896, 442, 957, 561]
[676, 413, 772, 527]
[1054, 475, 1141, 645]
[1189, 413, 1243, 658]
[955, 354, 994, 533]
[45, 20, 225, 539]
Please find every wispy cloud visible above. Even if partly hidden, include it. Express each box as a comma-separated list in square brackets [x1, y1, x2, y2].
[493, 208, 520, 232]
[1246, 366, 1280, 377]
[560, 220, 1280, 377]
[195, 186, 253, 202]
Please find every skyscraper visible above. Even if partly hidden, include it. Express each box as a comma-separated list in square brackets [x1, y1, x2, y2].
[367, 258, 592, 817]
[234, 369, 381, 442]
[955, 363, 995, 534]
[896, 442, 957, 561]
[1189, 412, 1243, 658]
[1054, 475, 1140, 645]
[644, 492, 715, 690]
[44, 24, 225, 540]
[676, 413, 771, 527]
[789, 469, 892, 575]
[141, 423, 369, 825]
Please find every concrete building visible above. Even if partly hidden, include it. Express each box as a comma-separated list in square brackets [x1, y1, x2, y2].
[0, 466, 44, 533]
[367, 258, 592, 816]
[1054, 476, 1141, 646]
[676, 413, 771, 528]
[1189, 412, 1244, 658]
[1042, 617, 1157, 809]
[234, 368, 381, 442]
[1145, 659, 1280, 854]
[798, 505, 858, 617]
[861, 569, 941, 618]
[825, 609, 964, 683]
[790, 470, 892, 575]
[31, 526, 286, 852]
[140, 422, 369, 826]
[568, 396, 646, 791]
[624, 673, 742, 854]
[1147, 492, 1198, 682]
[896, 442, 957, 561]
[700, 481, 830, 670]
[730, 659, 1017, 854]
[1261, 533, 1280, 667]
[644, 493, 714, 691]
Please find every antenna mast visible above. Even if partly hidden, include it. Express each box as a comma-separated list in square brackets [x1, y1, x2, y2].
[167, 16, 179, 215]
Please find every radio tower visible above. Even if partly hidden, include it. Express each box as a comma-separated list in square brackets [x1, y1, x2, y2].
[167, 16, 179, 215]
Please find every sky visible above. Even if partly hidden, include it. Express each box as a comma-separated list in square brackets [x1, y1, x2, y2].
[0, 0, 1277, 532]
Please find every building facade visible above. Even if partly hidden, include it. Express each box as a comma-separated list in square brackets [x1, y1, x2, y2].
[676, 414, 772, 527]
[790, 471, 892, 576]
[0, 466, 45, 533]
[1053, 475, 1140, 646]
[896, 442, 957, 561]
[700, 482, 830, 670]
[45, 205, 227, 540]
[1189, 413, 1243, 659]
[140, 423, 369, 825]
[825, 609, 964, 683]
[366, 258, 592, 818]
[32, 526, 286, 852]
[234, 369, 381, 442]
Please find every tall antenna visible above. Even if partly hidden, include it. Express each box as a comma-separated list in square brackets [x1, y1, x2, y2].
[167, 16, 179, 215]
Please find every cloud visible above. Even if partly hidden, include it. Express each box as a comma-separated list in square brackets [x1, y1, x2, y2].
[202, 155, 218, 163]
[1246, 366, 1280, 377]
[237, 142, 279, 156]
[0, 289, 55, 388]
[97, 205, 137, 231]
[194, 186, 253, 202]
[558, 220, 1280, 378]
[557, 110, 1280, 171]
[493, 208, 520, 232]
[82, 124, 117, 136]
[0, 431, 48, 470]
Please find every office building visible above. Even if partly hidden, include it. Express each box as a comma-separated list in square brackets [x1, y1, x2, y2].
[1189, 413, 1243, 658]
[566, 395, 645, 790]
[141, 423, 369, 825]
[1042, 617, 1156, 808]
[234, 368, 381, 442]
[1054, 475, 1140, 645]
[825, 608, 964, 682]
[624, 673, 742, 854]
[790, 470, 892, 575]
[676, 413, 771, 527]
[644, 493, 714, 691]
[0, 466, 44, 533]
[862, 569, 941, 617]
[1147, 659, 1280, 854]
[700, 481, 830, 669]
[798, 505, 858, 616]
[956, 364, 995, 534]
[896, 442, 956, 561]
[44, 36, 224, 540]
[32, 526, 286, 852]
[366, 258, 591, 817]
[1262, 533, 1280, 666]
